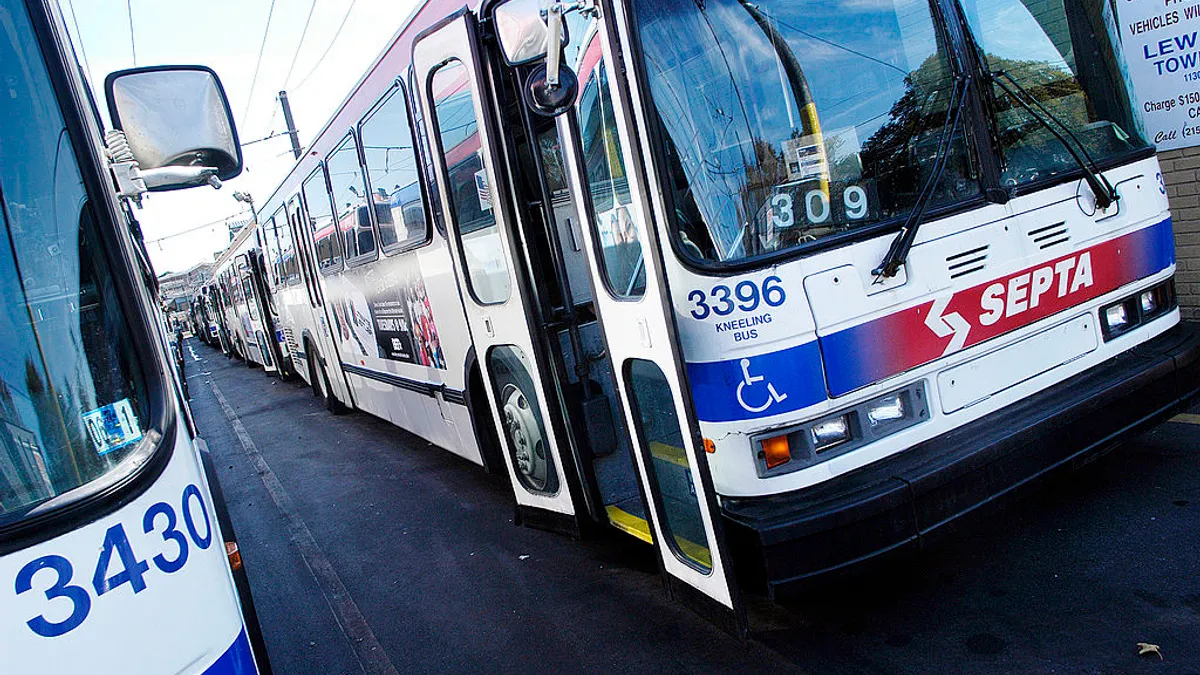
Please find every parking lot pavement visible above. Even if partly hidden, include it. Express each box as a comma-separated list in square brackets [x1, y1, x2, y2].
[186, 338, 1200, 674]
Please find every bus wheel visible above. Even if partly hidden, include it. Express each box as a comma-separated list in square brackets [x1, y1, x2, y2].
[308, 346, 347, 415]
[501, 383, 547, 492]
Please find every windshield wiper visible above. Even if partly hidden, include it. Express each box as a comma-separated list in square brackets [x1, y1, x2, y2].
[987, 70, 1119, 210]
[873, 73, 971, 280]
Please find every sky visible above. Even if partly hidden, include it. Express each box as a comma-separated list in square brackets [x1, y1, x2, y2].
[62, 0, 421, 275]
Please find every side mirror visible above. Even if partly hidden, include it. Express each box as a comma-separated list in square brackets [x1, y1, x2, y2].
[104, 65, 243, 191]
[495, 0, 584, 117]
[523, 64, 578, 117]
[494, 0, 569, 66]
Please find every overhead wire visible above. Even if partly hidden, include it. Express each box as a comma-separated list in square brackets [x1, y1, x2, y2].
[126, 0, 136, 66]
[65, 0, 94, 83]
[242, 0, 280, 128]
[282, 0, 321, 89]
[292, 0, 359, 92]
[147, 213, 251, 244]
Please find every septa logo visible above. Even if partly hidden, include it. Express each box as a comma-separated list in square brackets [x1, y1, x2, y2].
[924, 296, 970, 356]
[924, 251, 1096, 358]
[978, 252, 1093, 329]
[820, 218, 1174, 397]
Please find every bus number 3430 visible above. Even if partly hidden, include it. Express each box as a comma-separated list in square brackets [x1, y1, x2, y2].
[12, 484, 213, 638]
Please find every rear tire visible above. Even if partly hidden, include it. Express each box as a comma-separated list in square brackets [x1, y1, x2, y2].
[307, 343, 348, 415]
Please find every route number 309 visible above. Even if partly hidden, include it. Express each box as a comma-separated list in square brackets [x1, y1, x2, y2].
[770, 185, 868, 227]
[689, 276, 786, 320]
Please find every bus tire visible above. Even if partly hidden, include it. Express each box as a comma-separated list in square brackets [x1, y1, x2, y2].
[490, 357, 557, 494]
[307, 343, 347, 415]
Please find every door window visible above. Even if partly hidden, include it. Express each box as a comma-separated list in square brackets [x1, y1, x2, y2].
[430, 59, 511, 305]
[578, 60, 646, 298]
[262, 214, 280, 287]
[360, 84, 429, 252]
[624, 359, 712, 573]
[302, 168, 342, 273]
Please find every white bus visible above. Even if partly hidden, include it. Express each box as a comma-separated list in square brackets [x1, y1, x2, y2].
[219, 0, 1199, 626]
[1, 0, 269, 671]
[211, 226, 289, 377]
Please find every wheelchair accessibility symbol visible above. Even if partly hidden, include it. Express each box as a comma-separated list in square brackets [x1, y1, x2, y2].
[736, 358, 787, 413]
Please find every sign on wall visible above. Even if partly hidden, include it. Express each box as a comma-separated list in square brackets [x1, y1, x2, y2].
[1117, 0, 1200, 150]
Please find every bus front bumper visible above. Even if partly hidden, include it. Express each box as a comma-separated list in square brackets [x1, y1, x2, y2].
[721, 321, 1200, 599]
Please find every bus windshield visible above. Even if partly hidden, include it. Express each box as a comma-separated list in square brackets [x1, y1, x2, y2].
[0, 5, 151, 521]
[629, 0, 1147, 266]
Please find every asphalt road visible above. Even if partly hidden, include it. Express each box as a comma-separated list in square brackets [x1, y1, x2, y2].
[184, 338, 1200, 674]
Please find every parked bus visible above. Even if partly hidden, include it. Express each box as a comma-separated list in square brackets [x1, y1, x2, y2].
[1, 0, 268, 670]
[210, 226, 290, 377]
[211, 0, 1199, 625]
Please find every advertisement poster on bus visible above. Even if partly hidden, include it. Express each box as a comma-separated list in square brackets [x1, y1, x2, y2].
[356, 261, 446, 369]
[1116, 0, 1200, 150]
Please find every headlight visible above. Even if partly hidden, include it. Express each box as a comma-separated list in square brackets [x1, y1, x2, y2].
[753, 382, 929, 477]
[1100, 279, 1175, 341]
[1104, 303, 1130, 331]
[867, 393, 905, 426]
[1140, 289, 1158, 314]
[811, 416, 851, 452]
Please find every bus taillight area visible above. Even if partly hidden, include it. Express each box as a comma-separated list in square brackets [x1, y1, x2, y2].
[720, 321, 1200, 597]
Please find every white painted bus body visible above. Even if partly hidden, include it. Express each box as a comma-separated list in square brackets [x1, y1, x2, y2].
[3, 0, 263, 670]
[203, 0, 1198, 600]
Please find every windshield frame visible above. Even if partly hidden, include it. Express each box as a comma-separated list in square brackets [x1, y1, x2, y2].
[620, 0, 1155, 273]
[0, 0, 176, 553]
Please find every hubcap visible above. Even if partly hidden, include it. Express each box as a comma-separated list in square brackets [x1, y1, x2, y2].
[502, 383, 547, 491]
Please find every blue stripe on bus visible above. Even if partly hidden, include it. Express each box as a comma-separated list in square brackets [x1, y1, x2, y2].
[203, 628, 256, 675]
[685, 340, 827, 423]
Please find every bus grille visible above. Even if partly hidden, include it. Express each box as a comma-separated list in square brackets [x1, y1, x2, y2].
[1029, 222, 1070, 250]
[946, 244, 989, 279]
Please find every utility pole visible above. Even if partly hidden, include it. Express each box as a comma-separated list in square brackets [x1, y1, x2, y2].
[233, 191, 258, 224]
[279, 90, 302, 160]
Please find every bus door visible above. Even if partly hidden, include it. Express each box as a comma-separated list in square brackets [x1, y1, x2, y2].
[550, 12, 744, 629]
[289, 194, 354, 409]
[413, 12, 584, 531]
[247, 249, 283, 374]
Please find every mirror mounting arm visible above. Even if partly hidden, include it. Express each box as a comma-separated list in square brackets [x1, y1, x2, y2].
[104, 129, 223, 205]
[105, 130, 148, 207]
[546, 4, 564, 87]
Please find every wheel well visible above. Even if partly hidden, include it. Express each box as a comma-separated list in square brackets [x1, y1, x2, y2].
[468, 362, 505, 475]
[303, 336, 319, 382]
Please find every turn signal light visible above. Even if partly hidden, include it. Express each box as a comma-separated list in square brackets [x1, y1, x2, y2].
[703, 437, 716, 454]
[226, 541, 243, 571]
[760, 434, 792, 469]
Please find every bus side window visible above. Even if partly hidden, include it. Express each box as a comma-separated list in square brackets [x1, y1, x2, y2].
[273, 206, 299, 286]
[302, 168, 343, 273]
[327, 134, 375, 262]
[578, 59, 646, 299]
[360, 82, 429, 253]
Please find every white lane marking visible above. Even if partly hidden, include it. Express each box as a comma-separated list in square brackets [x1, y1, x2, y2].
[188, 343, 201, 362]
[210, 382, 397, 675]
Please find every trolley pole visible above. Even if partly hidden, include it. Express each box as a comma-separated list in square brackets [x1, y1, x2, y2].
[279, 90, 302, 160]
